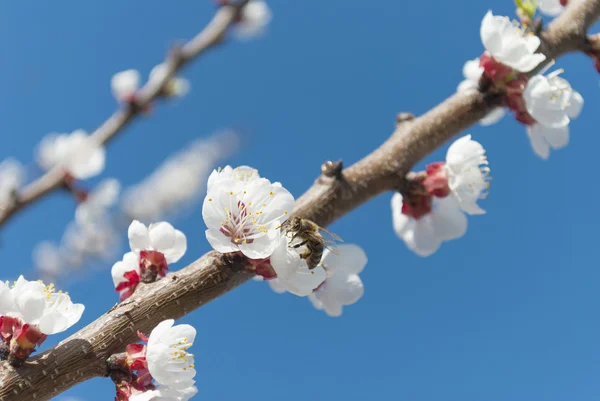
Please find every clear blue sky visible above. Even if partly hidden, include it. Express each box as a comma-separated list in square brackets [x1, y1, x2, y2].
[1, 1, 600, 401]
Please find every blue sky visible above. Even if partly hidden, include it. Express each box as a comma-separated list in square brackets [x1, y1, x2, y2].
[1, 1, 600, 401]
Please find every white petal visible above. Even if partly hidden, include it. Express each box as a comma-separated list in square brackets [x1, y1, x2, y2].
[268, 279, 287, 294]
[430, 197, 469, 240]
[282, 264, 326, 297]
[205, 229, 240, 254]
[128, 220, 150, 253]
[406, 218, 442, 257]
[16, 289, 46, 324]
[111, 69, 141, 101]
[463, 58, 483, 81]
[526, 125, 551, 159]
[480, 107, 505, 126]
[149, 222, 177, 253]
[236, 0, 272, 39]
[321, 244, 367, 275]
[162, 230, 187, 264]
[457, 79, 478, 94]
[538, 0, 564, 16]
[565, 91, 584, 119]
[147, 319, 174, 347]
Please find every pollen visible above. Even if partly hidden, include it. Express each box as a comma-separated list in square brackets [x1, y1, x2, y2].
[208, 198, 212, 202]
[269, 192, 274, 196]
[229, 191, 233, 195]
[284, 211, 288, 215]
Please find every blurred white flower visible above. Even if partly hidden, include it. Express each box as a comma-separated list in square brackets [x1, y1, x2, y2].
[111, 69, 141, 102]
[480, 10, 545, 72]
[33, 242, 63, 280]
[62, 220, 119, 261]
[36, 130, 105, 179]
[75, 178, 120, 225]
[308, 244, 367, 317]
[149, 64, 190, 98]
[0, 159, 25, 207]
[236, 0, 272, 39]
[456, 57, 505, 126]
[121, 131, 239, 221]
[538, 0, 566, 16]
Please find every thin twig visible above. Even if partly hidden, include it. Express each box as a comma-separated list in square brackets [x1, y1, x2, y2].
[0, 1, 248, 229]
[1, 1, 599, 400]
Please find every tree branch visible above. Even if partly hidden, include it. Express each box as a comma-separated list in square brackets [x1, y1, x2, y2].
[1, 1, 599, 400]
[0, 1, 248, 229]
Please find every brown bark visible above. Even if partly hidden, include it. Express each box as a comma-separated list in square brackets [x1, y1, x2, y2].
[1, 1, 599, 400]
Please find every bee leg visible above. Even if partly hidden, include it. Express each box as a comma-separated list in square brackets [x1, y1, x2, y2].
[290, 240, 308, 249]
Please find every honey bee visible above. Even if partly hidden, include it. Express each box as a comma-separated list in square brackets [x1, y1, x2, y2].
[281, 216, 343, 270]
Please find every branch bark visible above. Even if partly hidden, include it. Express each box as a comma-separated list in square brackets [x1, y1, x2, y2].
[1, 1, 599, 400]
[0, 1, 248, 229]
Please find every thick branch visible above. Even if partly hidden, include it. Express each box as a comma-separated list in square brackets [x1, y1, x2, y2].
[1, 1, 599, 400]
[0, 1, 247, 229]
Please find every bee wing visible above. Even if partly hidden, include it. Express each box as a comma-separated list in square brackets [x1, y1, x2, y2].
[318, 226, 344, 242]
[323, 239, 340, 256]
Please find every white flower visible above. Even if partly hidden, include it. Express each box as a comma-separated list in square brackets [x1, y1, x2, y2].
[480, 10, 546, 72]
[236, 0, 272, 39]
[457, 58, 505, 126]
[111, 251, 140, 299]
[206, 165, 260, 192]
[111, 69, 141, 102]
[445, 135, 490, 215]
[62, 220, 118, 259]
[523, 71, 582, 128]
[75, 178, 120, 225]
[130, 385, 198, 401]
[392, 194, 467, 257]
[202, 174, 294, 259]
[526, 124, 569, 159]
[33, 242, 63, 279]
[269, 233, 327, 296]
[0, 276, 84, 335]
[0, 159, 25, 207]
[149, 64, 190, 98]
[523, 71, 583, 159]
[121, 131, 240, 222]
[36, 130, 106, 180]
[146, 319, 197, 389]
[538, 0, 565, 16]
[128, 220, 187, 264]
[308, 244, 367, 317]
[130, 386, 197, 401]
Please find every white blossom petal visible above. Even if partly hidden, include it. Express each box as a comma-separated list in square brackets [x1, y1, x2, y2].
[146, 319, 197, 388]
[445, 135, 489, 215]
[128, 220, 151, 253]
[480, 10, 545, 72]
[538, 0, 565, 16]
[236, 0, 272, 39]
[111, 69, 141, 102]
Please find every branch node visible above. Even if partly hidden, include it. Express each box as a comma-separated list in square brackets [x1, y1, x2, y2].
[395, 113, 415, 125]
[321, 160, 343, 179]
